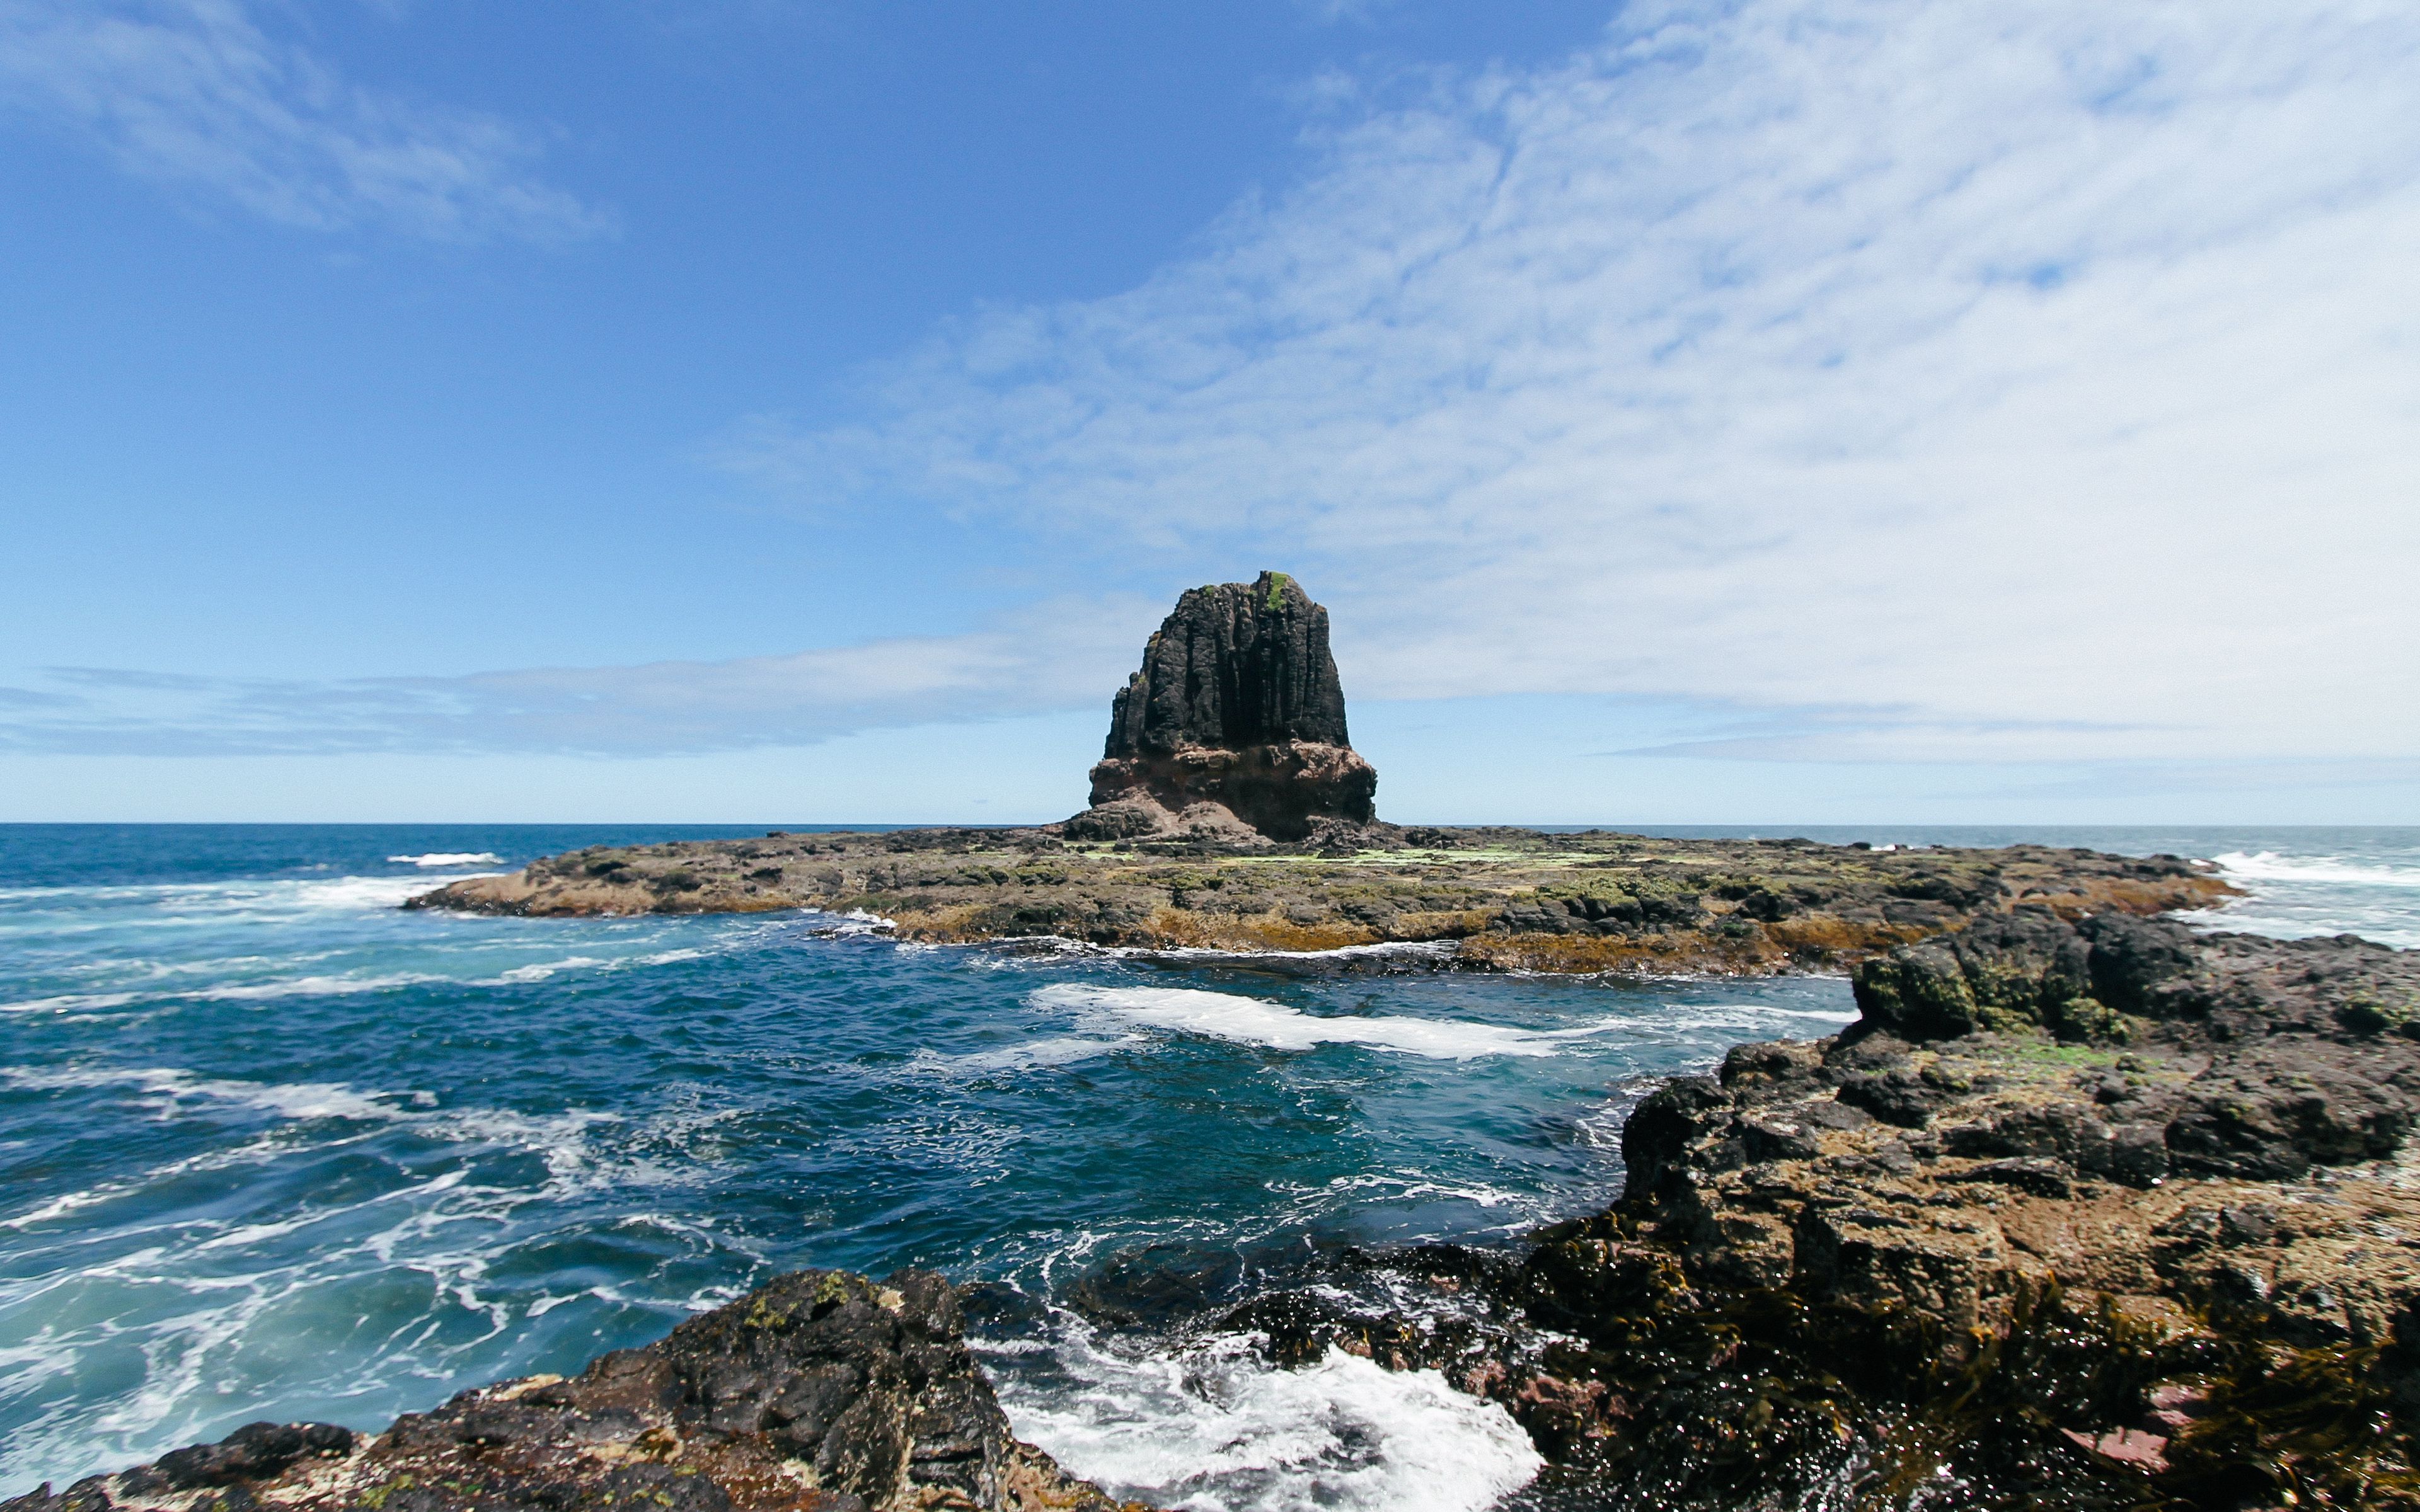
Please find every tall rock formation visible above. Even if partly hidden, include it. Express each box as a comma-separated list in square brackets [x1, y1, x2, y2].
[1069, 572, 1378, 843]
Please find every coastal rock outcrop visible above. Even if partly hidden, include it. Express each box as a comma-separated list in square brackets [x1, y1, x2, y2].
[4, 1269, 1139, 1512]
[1184, 915, 2420, 1507]
[1066, 571, 1378, 844]
[407, 828, 2233, 973]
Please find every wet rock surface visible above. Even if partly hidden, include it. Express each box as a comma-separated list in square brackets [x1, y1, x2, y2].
[5, 1270, 1140, 1512]
[409, 828, 2232, 978]
[1141, 912, 2420, 1508]
[37, 896, 2420, 1509]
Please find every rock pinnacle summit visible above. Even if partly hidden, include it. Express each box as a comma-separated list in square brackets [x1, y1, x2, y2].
[1066, 572, 1378, 844]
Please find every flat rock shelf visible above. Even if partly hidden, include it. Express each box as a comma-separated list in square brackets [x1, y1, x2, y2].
[405, 828, 2233, 976]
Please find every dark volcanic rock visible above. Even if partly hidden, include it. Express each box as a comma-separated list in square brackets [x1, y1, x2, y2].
[407, 827, 2234, 975]
[5, 1269, 1138, 1512]
[1102, 570, 1350, 757]
[1214, 913, 2420, 1509]
[1455, 913, 2420, 1507]
[1076, 572, 1378, 841]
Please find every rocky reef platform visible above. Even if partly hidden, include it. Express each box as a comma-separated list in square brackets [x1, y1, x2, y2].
[410, 574, 2231, 976]
[408, 826, 2232, 976]
[28, 891, 2420, 1507]
[1186, 910, 2420, 1507]
[4, 1269, 1140, 1512]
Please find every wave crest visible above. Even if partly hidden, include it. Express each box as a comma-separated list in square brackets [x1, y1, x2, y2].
[2214, 850, 2420, 889]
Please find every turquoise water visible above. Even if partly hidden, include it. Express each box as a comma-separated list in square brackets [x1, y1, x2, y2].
[2, 825, 2414, 1509]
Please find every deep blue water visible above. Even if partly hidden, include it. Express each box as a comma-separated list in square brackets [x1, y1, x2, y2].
[2, 825, 2414, 1510]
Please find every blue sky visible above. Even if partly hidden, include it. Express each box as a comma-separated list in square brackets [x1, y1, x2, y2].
[3, 0, 2416, 823]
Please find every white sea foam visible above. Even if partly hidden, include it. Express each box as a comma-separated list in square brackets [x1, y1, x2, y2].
[1245, 1167, 1577, 1241]
[0, 1057, 683, 1477]
[292, 875, 489, 909]
[985, 1326, 1540, 1512]
[2174, 850, 2420, 949]
[914, 1036, 1141, 1076]
[1, 1186, 122, 1230]
[0, 874, 494, 925]
[0, 1125, 725, 1492]
[172, 875, 469, 913]
[0, 1068, 631, 1205]
[1134, 939, 1463, 965]
[0, 874, 478, 912]
[1033, 982, 1852, 1060]
[388, 853, 505, 868]
[1568, 1001, 1859, 1035]
[816, 909, 898, 934]
[1034, 983, 1595, 1059]
[2, 922, 746, 1013]
[1278, 1172, 1530, 1213]
[974, 938, 1467, 971]
[0, 992, 141, 1014]
[485, 956, 609, 984]
[0, 940, 730, 1014]
[2213, 850, 2420, 888]
[196, 971, 444, 1002]
[4, 1065, 414, 1124]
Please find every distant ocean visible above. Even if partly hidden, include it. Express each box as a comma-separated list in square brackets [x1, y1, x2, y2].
[3, 824, 2414, 1510]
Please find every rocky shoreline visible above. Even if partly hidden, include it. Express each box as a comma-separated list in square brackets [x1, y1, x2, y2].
[23, 578, 2411, 1509]
[1184, 908, 2420, 1508]
[18, 900, 2420, 1509]
[405, 573, 2235, 981]
[4, 1270, 1141, 1512]
[405, 825, 2233, 977]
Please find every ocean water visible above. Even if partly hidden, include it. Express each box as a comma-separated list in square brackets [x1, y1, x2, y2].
[1, 823, 2412, 1508]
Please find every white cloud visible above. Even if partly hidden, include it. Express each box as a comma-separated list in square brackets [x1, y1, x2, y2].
[729, 0, 2420, 767]
[0, 597, 1156, 756]
[1293, 0, 1400, 25]
[0, 0, 608, 239]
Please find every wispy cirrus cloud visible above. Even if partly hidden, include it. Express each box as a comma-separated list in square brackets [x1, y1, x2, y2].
[723, 0, 2420, 770]
[0, 599, 1155, 756]
[0, 0, 608, 240]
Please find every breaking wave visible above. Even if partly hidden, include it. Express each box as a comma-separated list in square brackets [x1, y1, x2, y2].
[1032, 983, 1592, 1059]
[982, 1324, 1541, 1512]
[2213, 850, 2420, 888]
[1031, 982, 1855, 1061]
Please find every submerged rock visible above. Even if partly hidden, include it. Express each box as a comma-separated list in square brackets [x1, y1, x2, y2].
[4, 1269, 1141, 1512]
[1071, 571, 1378, 842]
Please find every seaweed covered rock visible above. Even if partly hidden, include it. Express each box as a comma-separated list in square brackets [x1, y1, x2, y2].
[1072, 571, 1378, 842]
[1492, 915, 2420, 1506]
[3, 1269, 1140, 1512]
[408, 827, 2233, 975]
[1219, 914, 2420, 1509]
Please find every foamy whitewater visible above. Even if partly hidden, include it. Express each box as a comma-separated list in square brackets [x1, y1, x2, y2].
[1, 823, 2412, 1507]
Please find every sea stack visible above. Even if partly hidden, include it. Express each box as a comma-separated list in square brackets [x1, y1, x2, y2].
[1066, 571, 1378, 844]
